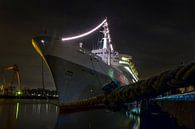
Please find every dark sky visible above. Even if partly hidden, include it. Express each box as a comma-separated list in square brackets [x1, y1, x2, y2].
[0, 0, 193, 89]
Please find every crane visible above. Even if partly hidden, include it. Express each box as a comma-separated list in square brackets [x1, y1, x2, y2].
[0, 65, 22, 95]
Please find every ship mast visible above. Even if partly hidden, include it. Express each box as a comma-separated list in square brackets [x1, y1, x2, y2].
[102, 21, 112, 65]
[61, 19, 113, 66]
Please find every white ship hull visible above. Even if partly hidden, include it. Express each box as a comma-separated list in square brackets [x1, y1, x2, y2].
[46, 55, 110, 102]
[32, 37, 133, 102]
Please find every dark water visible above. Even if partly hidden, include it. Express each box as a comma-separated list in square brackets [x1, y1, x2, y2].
[1, 99, 194, 129]
[0, 99, 140, 129]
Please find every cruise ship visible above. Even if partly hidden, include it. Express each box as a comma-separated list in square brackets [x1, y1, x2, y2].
[32, 19, 139, 102]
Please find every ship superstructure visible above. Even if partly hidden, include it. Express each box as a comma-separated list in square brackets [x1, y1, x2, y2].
[32, 19, 138, 102]
[90, 21, 138, 83]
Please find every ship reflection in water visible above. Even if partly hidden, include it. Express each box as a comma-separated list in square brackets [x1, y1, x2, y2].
[0, 99, 193, 129]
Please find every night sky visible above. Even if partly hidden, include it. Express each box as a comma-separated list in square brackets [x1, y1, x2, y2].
[0, 0, 193, 89]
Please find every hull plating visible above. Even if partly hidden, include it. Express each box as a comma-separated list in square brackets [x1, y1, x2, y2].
[46, 55, 111, 102]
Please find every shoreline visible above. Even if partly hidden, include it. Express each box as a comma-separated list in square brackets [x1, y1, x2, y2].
[0, 95, 58, 100]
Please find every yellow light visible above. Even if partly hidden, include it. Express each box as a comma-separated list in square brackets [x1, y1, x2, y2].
[32, 39, 47, 64]
[17, 91, 22, 95]
[121, 57, 130, 61]
[0, 85, 4, 90]
[16, 90, 23, 96]
[16, 102, 20, 119]
[119, 60, 129, 65]
[32, 39, 52, 74]
[124, 66, 138, 82]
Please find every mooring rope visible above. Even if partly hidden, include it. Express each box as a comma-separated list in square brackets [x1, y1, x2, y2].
[58, 62, 195, 112]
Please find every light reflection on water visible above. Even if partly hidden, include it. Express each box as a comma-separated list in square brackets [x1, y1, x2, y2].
[0, 99, 140, 129]
[15, 102, 19, 119]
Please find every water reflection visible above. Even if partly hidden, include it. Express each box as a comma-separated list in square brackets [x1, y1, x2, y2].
[125, 111, 140, 129]
[0, 99, 139, 129]
[55, 110, 136, 129]
[0, 99, 58, 129]
[15, 102, 19, 119]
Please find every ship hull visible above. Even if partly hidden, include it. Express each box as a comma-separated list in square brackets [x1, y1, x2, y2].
[32, 37, 132, 102]
[46, 55, 110, 102]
